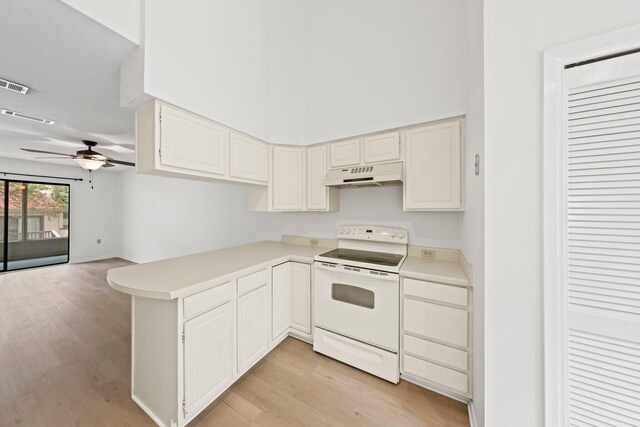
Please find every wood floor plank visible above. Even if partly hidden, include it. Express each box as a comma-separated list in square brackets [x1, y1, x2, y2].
[0, 259, 470, 426]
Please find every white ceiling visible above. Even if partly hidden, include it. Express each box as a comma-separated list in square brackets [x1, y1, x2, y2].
[0, 0, 137, 171]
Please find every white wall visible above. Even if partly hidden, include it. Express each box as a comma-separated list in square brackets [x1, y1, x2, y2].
[483, 1, 640, 425]
[462, 0, 485, 425]
[119, 170, 271, 263]
[265, 186, 462, 249]
[61, 0, 141, 44]
[0, 157, 122, 263]
[304, 0, 467, 143]
[135, 0, 467, 146]
[143, 0, 270, 142]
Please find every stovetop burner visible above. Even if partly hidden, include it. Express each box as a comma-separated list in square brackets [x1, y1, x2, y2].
[317, 248, 404, 268]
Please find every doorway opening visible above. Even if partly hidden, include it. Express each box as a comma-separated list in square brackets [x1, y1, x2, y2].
[1, 180, 70, 271]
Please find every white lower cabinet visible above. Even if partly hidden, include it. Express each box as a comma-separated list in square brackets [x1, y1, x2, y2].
[290, 262, 312, 336]
[272, 262, 312, 340]
[401, 277, 471, 399]
[184, 302, 234, 416]
[272, 263, 292, 339]
[237, 284, 271, 374]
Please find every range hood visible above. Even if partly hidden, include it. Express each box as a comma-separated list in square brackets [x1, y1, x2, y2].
[324, 161, 403, 188]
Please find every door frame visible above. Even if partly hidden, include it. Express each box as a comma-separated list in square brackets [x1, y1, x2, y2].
[1, 179, 71, 272]
[542, 24, 640, 427]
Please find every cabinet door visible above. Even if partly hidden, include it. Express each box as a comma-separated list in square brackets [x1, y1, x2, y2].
[237, 285, 270, 373]
[272, 263, 291, 340]
[229, 132, 268, 183]
[306, 145, 328, 210]
[159, 103, 228, 175]
[272, 146, 304, 211]
[363, 132, 400, 164]
[184, 302, 233, 415]
[404, 121, 462, 210]
[290, 262, 311, 334]
[329, 139, 361, 168]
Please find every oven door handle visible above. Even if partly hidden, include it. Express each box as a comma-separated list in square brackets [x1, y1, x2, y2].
[314, 262, 398, 282]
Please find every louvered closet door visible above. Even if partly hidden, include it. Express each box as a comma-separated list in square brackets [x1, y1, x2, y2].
[563, 52, 640, 427]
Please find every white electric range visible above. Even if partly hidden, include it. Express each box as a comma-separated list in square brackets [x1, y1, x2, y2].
[313, 225, 408, 383]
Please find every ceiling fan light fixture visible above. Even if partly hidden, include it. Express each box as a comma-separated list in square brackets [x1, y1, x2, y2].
[73, 157, 105, 170]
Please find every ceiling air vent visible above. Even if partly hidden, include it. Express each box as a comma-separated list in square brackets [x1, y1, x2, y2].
[1, 109, 54, 125]
[0, 78, 29, 94]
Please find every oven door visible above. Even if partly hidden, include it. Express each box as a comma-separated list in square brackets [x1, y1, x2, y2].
[314, 262, 399, 352]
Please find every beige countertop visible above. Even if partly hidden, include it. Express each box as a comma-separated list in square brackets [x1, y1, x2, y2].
[108, 240, 470, 300]
[400, 256, 470, 287]
[108, 241, 329, 300]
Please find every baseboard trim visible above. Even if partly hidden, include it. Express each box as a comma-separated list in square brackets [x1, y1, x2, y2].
[114, 255, 142, 264]
[468, 400, 478, 427]
[400, 373, 470, 404]
[70, 254, 120, 264]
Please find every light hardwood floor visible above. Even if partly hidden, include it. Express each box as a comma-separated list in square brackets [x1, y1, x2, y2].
[0, 259, 470, 426]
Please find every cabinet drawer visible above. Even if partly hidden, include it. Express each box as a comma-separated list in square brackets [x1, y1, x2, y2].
[183, 281, 233, 319]
[403, 278, 468, 306]
[403, 334, 467, 371]
[237, 269, 270, 296]
[403, 298, 468, 348]
[403, 354, 468, 395]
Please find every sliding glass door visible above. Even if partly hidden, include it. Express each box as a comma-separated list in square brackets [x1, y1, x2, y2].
[1, 180, 70, 271]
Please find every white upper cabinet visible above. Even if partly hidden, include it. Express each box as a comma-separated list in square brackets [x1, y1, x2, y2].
[329, 138, 361, 168]
[306, 145, 339, 211]
[363, 131, 400, 164]
[272, 146, 304, 211]
[403, 120, 463, 211]
[229, 132, 268, 183]
[159, 103, 228, 175]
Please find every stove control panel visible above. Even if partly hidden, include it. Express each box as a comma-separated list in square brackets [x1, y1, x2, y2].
[337, 225, 408, 244]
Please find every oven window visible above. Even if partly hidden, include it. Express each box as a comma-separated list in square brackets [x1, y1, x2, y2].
[331, 283, 374, 309]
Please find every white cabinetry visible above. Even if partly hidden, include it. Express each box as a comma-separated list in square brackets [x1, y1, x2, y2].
[184, 302, 233, 415]
[229, 132, 268, 183]
[403, 120, 463, 211]
[272, 262, 312, 341]
[290, 262, 312, 337]
[272, 146, 304, 210]
[401, 277, 471, 398]
[236, 269, 272, 375]
[253, 145, 331, 212]
[158, 103, 228, 175]
[136, 100, 267, 186]
[271, 263, 291, 340]
[329, 138, 361, 167]
[363, 132, 400, 164]
[306, 145, 339, 211]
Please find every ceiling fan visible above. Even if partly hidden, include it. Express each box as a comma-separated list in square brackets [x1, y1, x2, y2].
[21, 140, 135, 171]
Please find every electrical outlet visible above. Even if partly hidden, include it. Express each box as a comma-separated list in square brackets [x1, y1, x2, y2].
[97, 239, 102, 244]
[310, 239, 319, 246]
[421, 249, 435, 259]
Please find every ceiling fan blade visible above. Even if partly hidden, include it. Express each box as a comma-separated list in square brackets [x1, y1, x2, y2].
[107, 159, 135, 167]
[21, 148, 73, 157]
[35, 156, 73, 159]
[102, 162, 115, 168]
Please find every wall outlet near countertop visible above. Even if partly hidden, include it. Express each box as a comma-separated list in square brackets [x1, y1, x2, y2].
[421, 249, 435, 258]
[310, 239, 319, 246]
